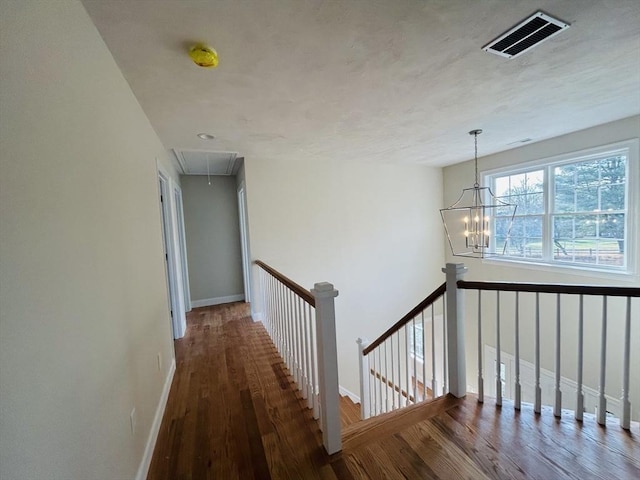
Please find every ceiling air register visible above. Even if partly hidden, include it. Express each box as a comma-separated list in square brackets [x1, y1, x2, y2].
[483, 11, 570, 59]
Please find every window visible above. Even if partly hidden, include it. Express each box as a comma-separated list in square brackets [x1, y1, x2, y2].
[486, 140, 637, 274]
[409, 322, 424, 361]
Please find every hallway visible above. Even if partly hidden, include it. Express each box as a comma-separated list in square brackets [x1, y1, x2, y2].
[147, 303, 337, 479]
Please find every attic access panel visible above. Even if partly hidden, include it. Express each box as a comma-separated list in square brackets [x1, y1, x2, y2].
[483, 11, 570, 59]
[172, 149, 240, 176]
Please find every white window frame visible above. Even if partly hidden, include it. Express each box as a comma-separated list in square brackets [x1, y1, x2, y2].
[482, 139, 638, 278]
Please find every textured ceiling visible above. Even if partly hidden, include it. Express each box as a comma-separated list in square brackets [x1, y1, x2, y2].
[82, 0, 640, 167]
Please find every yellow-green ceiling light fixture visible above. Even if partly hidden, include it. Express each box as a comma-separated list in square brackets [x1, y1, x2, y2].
[440, 130, 517, 258]
[189, 44, 218, 68]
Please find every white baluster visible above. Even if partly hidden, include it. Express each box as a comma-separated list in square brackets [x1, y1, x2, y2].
[477, 290, 484, 403]
[301, 298, 309, 402]
[295, 293, 302, 390]
[287, 287, 294, 372]
[357, 338, 371, 419]
[276, 280, 282, 355]
[304, 300, 313, 408]
[597, 297, 608, 426]
[369, 351, 374, 415]
[269, 275, 275, 346]
[554, 294, 562, 418]
[376, 345, 387, 413]
[621, 297, 631, 430]
[385, 340, 389, 411]
[576, 294, 584, 422]
[397, 332, 402, 407]
[291, 290, 298, 387]
[496, 291, 502, 407]
[390, 334, 396, 410]
[267, 274, 280, 344]
[431, 306, 437, 398]
[371, 349, 377, 415]
[514, 291, 521, 411]
[309, 304, 319, 420]
[405, 325, 411, 405]
[442, 296, 448, 396]
[421, 311, 426, 402]
[413, 317, 418, 403]
[534, 292, 541, 414]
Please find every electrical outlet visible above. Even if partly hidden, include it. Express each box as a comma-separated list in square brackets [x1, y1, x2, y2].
[157, 352, 162, 371]
[130, 408, 136, 435]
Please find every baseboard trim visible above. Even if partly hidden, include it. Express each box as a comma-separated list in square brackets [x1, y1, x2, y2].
[340, 385, 360, 404]
[191, 294, 245, 308]
[135, 358, 176, 480]
[252, 311, 264, 323]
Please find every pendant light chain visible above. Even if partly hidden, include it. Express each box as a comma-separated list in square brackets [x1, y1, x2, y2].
[473, 130, 479, 188]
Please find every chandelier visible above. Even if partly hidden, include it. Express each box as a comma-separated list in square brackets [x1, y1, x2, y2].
[440, 130, 517, 258]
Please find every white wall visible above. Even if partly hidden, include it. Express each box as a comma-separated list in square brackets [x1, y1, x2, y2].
[244, 158, 445, 397]
[181, 175, 244, 305]
[0, 1, 178, 478]
[442, 116, 640, 420]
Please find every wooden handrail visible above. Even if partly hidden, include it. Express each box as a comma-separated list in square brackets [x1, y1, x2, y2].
[457, 280, 640, 298]
[363, 282, 446, 356]
[254, 260, 315, 306]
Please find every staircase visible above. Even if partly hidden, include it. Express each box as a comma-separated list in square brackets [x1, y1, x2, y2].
[343, 262, 640, 478]
[253, 260, 639, 477]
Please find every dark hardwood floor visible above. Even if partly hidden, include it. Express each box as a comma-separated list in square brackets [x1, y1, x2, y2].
[147, 303, 639, 479]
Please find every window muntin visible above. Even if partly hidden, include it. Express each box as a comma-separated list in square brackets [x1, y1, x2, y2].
[485, 145, 632, 273]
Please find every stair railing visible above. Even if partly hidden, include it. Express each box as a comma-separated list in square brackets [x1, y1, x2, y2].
[357, 264, 469, 419]
[458, 279, 639, 430]
[255, 260, 341, 454]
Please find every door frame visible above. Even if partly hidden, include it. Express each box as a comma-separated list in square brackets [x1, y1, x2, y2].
[237, 181, 252, 304]
[158, 168, 187, 339]
[173, 185, 191, 312]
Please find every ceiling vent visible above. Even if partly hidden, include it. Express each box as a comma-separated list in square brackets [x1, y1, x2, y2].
[172, 149, 240, 176]
[483, 11, 570, 59]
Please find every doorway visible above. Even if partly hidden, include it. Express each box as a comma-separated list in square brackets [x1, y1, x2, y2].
[158, 172, 187, 339]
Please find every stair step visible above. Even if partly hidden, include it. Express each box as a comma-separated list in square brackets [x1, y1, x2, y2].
[339, 395, 362, 428]
[342, 394, 461, 451]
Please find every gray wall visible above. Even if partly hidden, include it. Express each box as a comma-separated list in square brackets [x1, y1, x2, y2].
[181, 175, 244, 303]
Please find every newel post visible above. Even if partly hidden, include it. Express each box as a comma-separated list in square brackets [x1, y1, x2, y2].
[357, 338, 371, 420]
[442, 263, 468, 398]
[312, 282, 341, 455]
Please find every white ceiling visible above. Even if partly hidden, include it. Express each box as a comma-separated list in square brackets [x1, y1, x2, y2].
[82, 0, 640, 167]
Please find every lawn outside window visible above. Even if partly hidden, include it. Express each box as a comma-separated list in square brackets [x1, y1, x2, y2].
[483, 139, 638, 275]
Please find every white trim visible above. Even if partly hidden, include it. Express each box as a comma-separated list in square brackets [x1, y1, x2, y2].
[135, 358, 176, 480]
[191, 294, 245, 308]
[339, 385, 360, 404]
[251, 311, 264, 323]
[157, 162, 187, 339]
[173, 186, 191, 312]
[237, 182, 252, 304]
